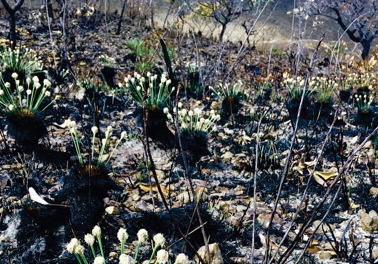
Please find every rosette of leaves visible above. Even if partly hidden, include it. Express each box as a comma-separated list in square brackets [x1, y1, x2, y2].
[338, 75, 354, 102]
[167, 104, 220, 164]
[53, 122, 126, 238]
[308, 76, 336, 121]
[125, 38, 155, 73]
[210, 80, 243, 118]
[354, 93, 374, 127]
[99, 53, 117, 87]
[125, 71, 175, 146]
[0, 73, 55, 149]
[185, 63, 203, 99]
[0, 46, 44, 90]
[283, 73, 312, 120]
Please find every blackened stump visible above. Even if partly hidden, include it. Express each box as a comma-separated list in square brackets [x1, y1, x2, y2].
[221, 96, 240, 117]
[178, 130, 210, 165]
[53, 163, 121, 239]
[6, 109, 47, 150]
[135, 106, 175, 148]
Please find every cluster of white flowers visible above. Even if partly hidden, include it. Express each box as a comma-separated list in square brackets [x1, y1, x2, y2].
[166, 102, 220, 133]
[308, 76, 337, 103]
[0, 46, 44, 74]
[0, 73, 55, 112]
[210, 79, 243, 100]
[123, 71, 174, 108]
[65, 122, 127, 166]
[99, 54, 116, 66]
[355, 93, 374, 111]
[282, 73, 306, 90]
[68, 227, 189, 264]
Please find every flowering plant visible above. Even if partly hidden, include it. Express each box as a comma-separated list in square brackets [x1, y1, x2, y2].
[308, 76, 337, 103]
[355, 93, 373, 113]
[123, 71, 174, 109]
[282, 73, 312, 100]
[0, 73, 56, 113]
[210, 79, 243, 100]
[0, 46, 44, 74]
[166, 102, 221, 134]
[67, 226, 189, 264]
[64, 121, 127, 166]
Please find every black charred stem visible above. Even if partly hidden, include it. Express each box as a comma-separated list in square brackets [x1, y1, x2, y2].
[141, 90, 207, 264]
[160, 38, 211, 262]
[0, 0, 24, 49]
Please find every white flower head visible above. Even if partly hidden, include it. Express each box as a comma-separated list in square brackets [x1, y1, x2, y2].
[91, 126, 98, 135]
[117, 228, 129, 243]
[66, 238, 80, 253]
[119, 254, 134, 264]
[93, 256, 105, 264]
[8, 104, 14, 111]
[18, 86, 24, 92]
[153, 233, 166, 247]
[5, 82, 10, 88]
[174, 253, 189, 264]
[45, 91, 51, 97]
[0, 90, 4, 96]
[120, 131, 127, 139]
[26, 89, 32, 95]
[32, 75, 39, 83]
[74, 244, 85, 255]
[156, 249, 169, 264]
[11, 72, 18, 79]
[84, 233, 95, 246]
[43, 79, 51, 86]
[137, 229, 148, 243]
[92, 225, 101, 237]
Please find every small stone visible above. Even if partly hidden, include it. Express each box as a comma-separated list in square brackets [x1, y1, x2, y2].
[177, 192, 190, 204]
[221, 151, 234, 161]
[360, 210, 378, 233]
[105, 206, 120, 215]
[195, 243, 223, 264]
[108, 251, 117, 260]
[131, 194, 140, 201]
[318, 251, 332, 260]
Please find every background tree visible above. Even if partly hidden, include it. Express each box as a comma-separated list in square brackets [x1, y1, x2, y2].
[297, 0, 378, 60]
[188, 0, 266, 42]
[0, 0, 24, 49]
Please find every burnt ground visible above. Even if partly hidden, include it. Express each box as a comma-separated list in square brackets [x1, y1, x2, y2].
[0, 2, 377, 264]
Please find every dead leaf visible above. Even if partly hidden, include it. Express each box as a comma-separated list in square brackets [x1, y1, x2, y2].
[309, 169, 338, 186]
[348, 198, 360, 209]
[370, 187, 378, 197]
[139, 183, 168, 196]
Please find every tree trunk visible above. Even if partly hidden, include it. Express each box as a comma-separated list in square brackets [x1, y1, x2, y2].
[361, 38, 373, 60]
[116, 0, 127, 35]
[9, 13, 16, 48]
[0, 0, 24, 49]
[219, 23, 227, 42]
